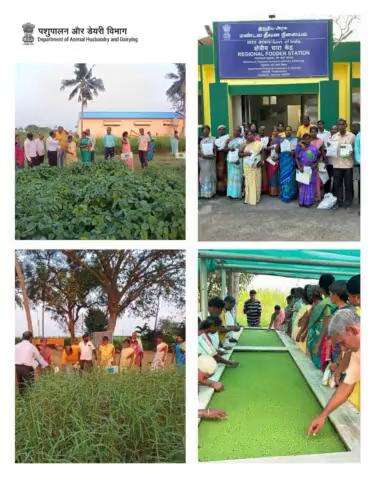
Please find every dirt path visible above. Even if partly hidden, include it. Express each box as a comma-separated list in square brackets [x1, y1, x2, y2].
[199, 195, 360, 241]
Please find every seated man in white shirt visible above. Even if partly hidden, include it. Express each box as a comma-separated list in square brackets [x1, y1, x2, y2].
[78, 333, 96, 371]
[15, 331, 48, 393]
[307, 308, 360, 435]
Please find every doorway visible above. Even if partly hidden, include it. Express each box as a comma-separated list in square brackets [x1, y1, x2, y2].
[234, 94, 318, 133]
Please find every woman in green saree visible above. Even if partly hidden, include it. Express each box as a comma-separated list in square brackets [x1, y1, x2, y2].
[79, 131, 92, 165]
[306, 274, 337, 369]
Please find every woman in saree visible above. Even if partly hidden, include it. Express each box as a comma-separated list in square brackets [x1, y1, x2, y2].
[79, 131, 92, 165]
[279, 125, 297, 202]
[147, 131, 155, 162]
[131, 332, 144, 370]
[258, 125, 270, 193]
[239, 132, 263, 206]
[199, 125, 217, 199]
[215, 125, 230, 195]
[121, 131, 133, 169]
[226, 127, 245, 199]
[265, 127, 281, 196]
[295, 285, 316, 354]
[295, 133, 319, 207]
[119, 337, 135, 371]
[310, 125, 325, 201]
[65, 135, 78, 165]
[306, 281, 338, 369]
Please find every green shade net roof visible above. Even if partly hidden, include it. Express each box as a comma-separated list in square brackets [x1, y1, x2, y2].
[199, 250, 360, 280]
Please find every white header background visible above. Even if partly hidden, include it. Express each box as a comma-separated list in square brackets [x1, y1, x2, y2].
[0, 0, 382, 478]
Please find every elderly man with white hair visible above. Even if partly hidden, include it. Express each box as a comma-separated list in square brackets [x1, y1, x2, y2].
[307, 308, 360, 435]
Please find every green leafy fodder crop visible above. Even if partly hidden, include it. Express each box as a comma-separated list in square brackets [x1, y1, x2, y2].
[237, 329, 284, 347]
[15, 160, 185, 240]
[16, 369, 185, 463]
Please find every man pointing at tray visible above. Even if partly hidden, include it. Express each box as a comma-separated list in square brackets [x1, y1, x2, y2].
[307, 309, 360, 435]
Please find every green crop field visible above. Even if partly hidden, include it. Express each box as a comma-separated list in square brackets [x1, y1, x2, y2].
[199, 351, 346, 461]
[236, 289, 288, 328]
[237, 329, 284, 347]
[16, 369, 185, 463]
[15, 158, 185, 240]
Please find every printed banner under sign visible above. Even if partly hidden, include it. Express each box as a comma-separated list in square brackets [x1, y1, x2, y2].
[216, 20, 329, 79]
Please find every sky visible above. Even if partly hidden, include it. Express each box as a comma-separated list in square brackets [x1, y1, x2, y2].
[15, 63, 178, 130]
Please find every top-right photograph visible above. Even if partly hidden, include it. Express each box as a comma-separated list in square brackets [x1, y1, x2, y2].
[198, 16, 360, 241]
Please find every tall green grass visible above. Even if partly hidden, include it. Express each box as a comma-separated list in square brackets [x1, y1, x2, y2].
[16, 369, 185, 463]
[235, 288, 288, 328]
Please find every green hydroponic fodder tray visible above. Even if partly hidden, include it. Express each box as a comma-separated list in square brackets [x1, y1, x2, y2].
[199, 351, 346, 461]
[237, 329, 284, 347]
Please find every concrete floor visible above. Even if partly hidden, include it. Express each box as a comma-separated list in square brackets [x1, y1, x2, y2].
[199, 194, 360, 241]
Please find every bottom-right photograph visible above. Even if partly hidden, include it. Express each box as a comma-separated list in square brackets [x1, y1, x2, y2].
[198, 249, 360, 463]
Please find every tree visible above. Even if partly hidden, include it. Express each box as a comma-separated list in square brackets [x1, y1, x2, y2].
[333, 15, 359, 48]
[24, 251, 98, 341]
[207, 270, 252, 300]
[165, 63, 186, 118]
[84, 308, 108, 334]
[64, 250, 185, 333]
[15, 253, 33, 334]
[60, 63, 105, 133]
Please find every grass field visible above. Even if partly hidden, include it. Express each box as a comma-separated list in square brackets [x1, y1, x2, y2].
[16, 369, 185, 463]
[198, 350, 346, 461]
[236, 289, 288, 328]
[237, 329, 284, 347]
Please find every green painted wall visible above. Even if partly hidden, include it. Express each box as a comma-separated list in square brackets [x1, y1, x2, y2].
[209, 82, 229, 133]
[319, 80, 339, 128]
[229, 83, 319, 96]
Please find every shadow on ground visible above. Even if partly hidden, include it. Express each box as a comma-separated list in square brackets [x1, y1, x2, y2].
[198, 195, 360, 241]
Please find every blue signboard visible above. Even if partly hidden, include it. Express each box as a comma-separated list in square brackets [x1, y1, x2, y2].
[216, 20, 329, 79]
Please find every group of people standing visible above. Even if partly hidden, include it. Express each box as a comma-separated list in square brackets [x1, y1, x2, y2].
[198, 117, 361, 209]
[16, 126, 181, 170]
[15, 330, 186, 393]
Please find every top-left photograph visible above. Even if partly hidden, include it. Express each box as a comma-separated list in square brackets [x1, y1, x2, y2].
[15, 63, 185, 240]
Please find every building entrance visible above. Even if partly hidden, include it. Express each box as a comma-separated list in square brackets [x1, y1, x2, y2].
[232, 94, 318, 133]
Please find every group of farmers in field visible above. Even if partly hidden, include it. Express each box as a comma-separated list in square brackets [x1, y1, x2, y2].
[15, 126, 180, 170]
[198, 273, 360, 436]
[199, 117, 361, 209]
[15, 330, 186, 393]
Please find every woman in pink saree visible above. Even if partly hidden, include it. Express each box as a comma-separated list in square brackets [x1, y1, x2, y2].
[131, 332, 144, 369]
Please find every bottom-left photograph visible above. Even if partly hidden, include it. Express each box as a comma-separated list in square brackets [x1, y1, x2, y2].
[15, 249, 186, 464]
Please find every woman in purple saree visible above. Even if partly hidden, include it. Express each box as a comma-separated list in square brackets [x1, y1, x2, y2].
[295, 133, 319, 207]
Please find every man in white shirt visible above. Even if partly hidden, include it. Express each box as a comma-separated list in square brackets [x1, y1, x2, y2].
[79, 333, 96, 371]
[35, 133, 45, 166]
[330, 118, 355, 208]
[316, 120, 331, 144]
[46, 130, 60, 167]
[307, 308, 360, 435]
[24, 133, 38, 167]
[15, 331, 48, 393]
[85, 129, 96, 162]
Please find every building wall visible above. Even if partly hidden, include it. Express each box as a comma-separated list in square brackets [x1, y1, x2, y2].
[199, 41, 360, 131]
[79, 117, 184, 137]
